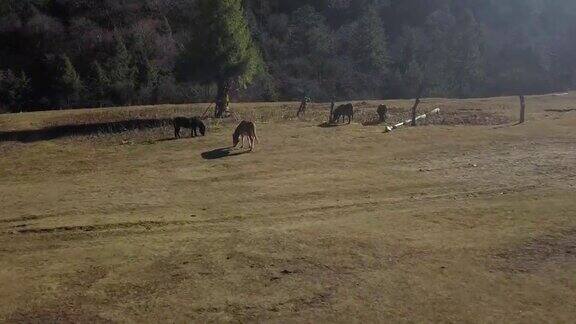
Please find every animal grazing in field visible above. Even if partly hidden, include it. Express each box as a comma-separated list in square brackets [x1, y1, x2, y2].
[377, 104, 388, 123]
[173, 117, 206, 138]
[233, 121, 258, 151]
[331, 103, 354, 124]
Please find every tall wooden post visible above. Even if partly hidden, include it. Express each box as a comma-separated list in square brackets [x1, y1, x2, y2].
[377, 104, 387, 123]
[297, 95, 308, 118]
[215, 79, 230, 118]
[329, 99, 335, 122]
[519, 95, 526, 124]
[411, 98, 421, 127]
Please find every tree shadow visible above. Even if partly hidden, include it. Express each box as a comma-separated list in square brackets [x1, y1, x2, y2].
[317, 121, 347, 128]
[0, 118, 172, 143]
[545, 108, 575, 113]
[156, 138, 179, 143]
[362, 119, 383, 126]
[201, 147, 250, 160]
[492, 122, 524, 129]
[156, 135, 205, 143]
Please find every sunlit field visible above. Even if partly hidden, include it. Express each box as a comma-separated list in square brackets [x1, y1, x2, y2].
[1, 94, 575, 322]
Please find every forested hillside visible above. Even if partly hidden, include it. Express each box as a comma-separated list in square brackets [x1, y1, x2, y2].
[1, 0, 575, 112]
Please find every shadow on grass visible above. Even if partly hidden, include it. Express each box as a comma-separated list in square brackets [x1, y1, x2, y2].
[201, 147, 250, 160]
[155, 137, 179, 143]
[362, 119, 384, 126]
[545, 108, 575, 113]
[317, 121, 348, 128]
[492, 122, 525, 129]
[0, 118, 173, 143]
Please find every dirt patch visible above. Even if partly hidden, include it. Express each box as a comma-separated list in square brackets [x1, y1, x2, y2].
[356, 106, 512, 126]
[423, 109, 512, 126]
[494, 230, 576, 273]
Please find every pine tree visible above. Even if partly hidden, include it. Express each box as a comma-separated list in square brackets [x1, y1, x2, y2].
[0, 70, 31, 112]
[291, 5, 334, 88]
[447, 9, 485, 97]
[159, 15, 173, 37]
[109, 35, 134, 83]
[136, 56, 159, 89]
[340, 4, 389, 98]
[55, 54, 83, 107]
[88, 61, 109, 106]
[353, 5, 388, 74]
[107, 35, 136, 105]
[176, 0, 263, 117]
[395, 27, 432, 98]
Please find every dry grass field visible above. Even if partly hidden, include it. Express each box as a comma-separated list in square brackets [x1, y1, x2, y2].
[1, 94, 575, 322]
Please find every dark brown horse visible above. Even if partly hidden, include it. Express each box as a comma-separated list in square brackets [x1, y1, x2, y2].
[331, 103, 354, 124]
[173, 117, 206, 138]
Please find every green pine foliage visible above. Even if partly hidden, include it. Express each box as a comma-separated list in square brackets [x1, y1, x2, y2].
[108, 36, 135, 86]
[177, 0, 263, 116]
[353, 5, 388, 74]
[88, 61, 110, 106]
[0, 70, 31, 112]
[1, 0, 576, 111]
[107, 35, 137, 105]
[55, 54, 83, 107]
[446, 10, 485, 97]
[177, 0, 263, 88]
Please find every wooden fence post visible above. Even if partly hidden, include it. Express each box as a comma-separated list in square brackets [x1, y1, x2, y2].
[297, 96, 306, 118]
[411, 98, 421, 126]
[329, 99, 335, 122]
[377, 104, 387, 123]
[519, 95, 526, 124]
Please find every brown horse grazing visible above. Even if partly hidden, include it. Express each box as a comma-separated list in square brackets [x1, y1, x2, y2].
[233, 121, 259, 151]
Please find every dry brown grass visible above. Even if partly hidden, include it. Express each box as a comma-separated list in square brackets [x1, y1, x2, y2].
[0, 95, 521, 133]
[0, 93, 575, 322]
